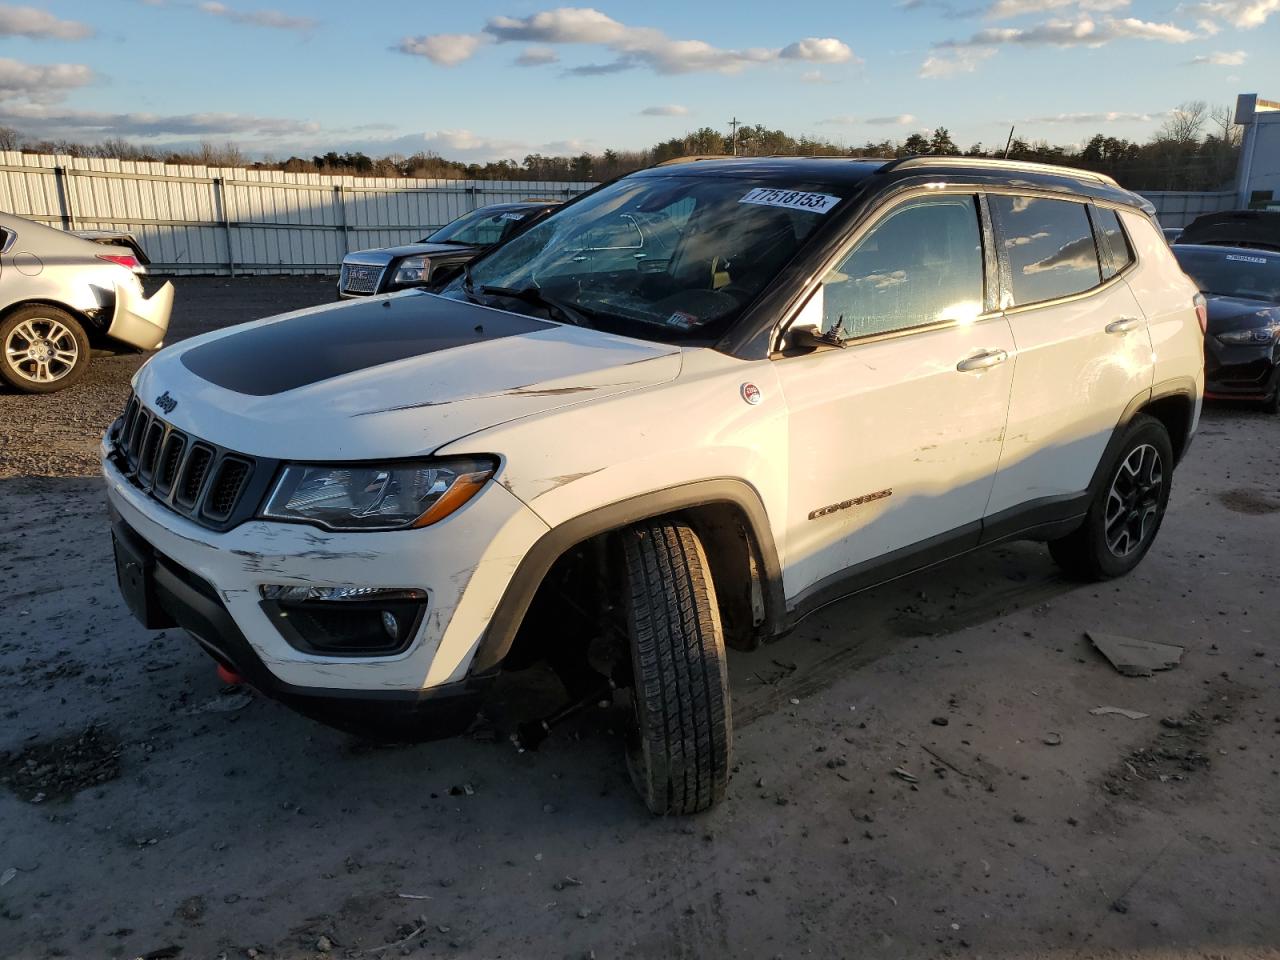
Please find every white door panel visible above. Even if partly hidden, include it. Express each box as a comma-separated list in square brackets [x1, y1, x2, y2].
[987, 279, 1153, 515]
[775, 316, 1016, 601]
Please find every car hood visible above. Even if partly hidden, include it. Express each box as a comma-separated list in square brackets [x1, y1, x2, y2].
[343, 241, 478, 266]
[1205, 295, 1280, 334]
[133, 293, 682, 461]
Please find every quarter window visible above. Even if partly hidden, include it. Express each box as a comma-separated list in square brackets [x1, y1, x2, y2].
[1092, 206, 1134, 280]
[820, 194, 985, 340]
[993, 196, 1102, 306]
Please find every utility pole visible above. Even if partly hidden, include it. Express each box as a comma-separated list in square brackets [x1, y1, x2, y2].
[728, 116, 741, 156]
[1003, 125, 1016, 159]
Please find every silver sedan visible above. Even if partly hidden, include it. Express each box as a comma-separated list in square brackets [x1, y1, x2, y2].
[1, 212, 174, 393]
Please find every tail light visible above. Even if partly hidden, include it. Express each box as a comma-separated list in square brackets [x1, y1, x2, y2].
[98, 253, 141, 271]
[1193, 293, 1207, 335]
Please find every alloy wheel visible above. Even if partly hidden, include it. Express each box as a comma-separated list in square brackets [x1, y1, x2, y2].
[1104, 443, 1163, 558]
[4, 317, 80, 384]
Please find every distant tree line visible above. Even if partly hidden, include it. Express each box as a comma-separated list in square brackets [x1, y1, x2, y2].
[0, 101, 1241, 192]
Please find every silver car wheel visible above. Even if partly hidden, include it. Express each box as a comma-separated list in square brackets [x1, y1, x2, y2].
[4, 316, 80, 384]
[1104, 443, 1163, 558]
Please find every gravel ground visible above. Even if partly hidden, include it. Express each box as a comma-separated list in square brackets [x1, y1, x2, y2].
[0, 278, 1278, 959]
[0, 277, 336, 480]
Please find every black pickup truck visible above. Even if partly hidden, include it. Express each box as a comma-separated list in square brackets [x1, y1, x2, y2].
[337, 199, 561, 298]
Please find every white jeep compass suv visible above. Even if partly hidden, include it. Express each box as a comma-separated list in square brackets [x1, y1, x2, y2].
[103, 157, 1204, 814]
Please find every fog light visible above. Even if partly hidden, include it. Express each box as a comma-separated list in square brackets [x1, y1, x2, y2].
[258, 585, 428, 657]
[259, 585, 426, 603]
[380, 610, 399, 641]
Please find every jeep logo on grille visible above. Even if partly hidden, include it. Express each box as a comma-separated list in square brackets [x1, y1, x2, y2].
[155, 391, 177, 414]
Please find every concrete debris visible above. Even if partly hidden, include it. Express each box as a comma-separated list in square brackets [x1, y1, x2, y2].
[1088, 631, 1184, 677]
[1090, 706, 1150, 720]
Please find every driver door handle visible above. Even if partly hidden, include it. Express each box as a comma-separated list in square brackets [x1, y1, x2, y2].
[956, 349, 1009, 373]
[1105, 317, 1142, 334]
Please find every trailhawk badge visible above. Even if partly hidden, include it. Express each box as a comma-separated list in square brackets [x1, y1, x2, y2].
[740, 382, 762, 405]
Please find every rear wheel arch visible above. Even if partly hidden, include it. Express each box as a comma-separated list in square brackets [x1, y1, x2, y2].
[470, 479, 785, 675]
[1087, 380, 1197, 498]
[0, 297, 96, 330]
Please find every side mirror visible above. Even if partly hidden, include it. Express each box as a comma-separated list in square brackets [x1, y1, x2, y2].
[788, 321, 843, 350]
[781, 287, 844, 351]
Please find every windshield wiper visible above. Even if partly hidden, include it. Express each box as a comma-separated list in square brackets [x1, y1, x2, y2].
[479, 283, 593, 328]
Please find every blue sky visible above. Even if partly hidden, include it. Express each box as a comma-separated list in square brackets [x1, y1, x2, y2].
[0, 0, 1273, 161]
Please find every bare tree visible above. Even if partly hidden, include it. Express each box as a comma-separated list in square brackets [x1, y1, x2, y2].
[1158, 100, 1208, 145]
[1209, 103, 1242, 148]
[0, 126, 20, 151]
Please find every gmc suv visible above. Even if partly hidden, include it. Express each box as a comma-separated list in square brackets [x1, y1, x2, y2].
[103, 157, 1204, 814]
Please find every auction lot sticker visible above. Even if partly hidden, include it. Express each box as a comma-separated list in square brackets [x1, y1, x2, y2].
[739, 187, 841, 214]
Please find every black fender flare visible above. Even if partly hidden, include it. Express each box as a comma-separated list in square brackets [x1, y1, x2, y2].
[470, 478, 786, 674]
[1087, 377, 1199, 498]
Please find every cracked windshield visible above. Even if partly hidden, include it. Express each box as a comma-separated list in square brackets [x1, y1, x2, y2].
[446, 175, 851, 340]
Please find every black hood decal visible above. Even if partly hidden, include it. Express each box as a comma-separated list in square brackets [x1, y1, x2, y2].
[181, 294, 552, 396]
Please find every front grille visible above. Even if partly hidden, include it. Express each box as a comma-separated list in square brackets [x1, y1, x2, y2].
[108, 392, 275, 532]
[340, 263, 383, 295]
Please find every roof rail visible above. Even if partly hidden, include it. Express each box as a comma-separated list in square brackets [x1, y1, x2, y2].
[653, 154, 736, 167]
[879, 155, 1120, 187]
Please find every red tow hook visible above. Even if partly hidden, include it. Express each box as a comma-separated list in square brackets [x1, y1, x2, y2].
[217, 664, 246, 686]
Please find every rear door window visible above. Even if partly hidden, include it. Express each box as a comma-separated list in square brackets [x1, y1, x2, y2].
[992, 195, 1102, 306]
[1091, 206, 1135, 279]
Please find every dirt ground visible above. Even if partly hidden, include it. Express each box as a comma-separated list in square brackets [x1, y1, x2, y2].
[0, 278, 1278, 960]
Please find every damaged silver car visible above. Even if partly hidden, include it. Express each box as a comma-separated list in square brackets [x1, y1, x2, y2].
[1, 212, 174, 393]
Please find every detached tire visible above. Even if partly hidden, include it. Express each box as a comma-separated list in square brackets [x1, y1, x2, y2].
[1049, 413, 1173, 581]
[621, 520, 732, 815]
[0, 305, 90, 393]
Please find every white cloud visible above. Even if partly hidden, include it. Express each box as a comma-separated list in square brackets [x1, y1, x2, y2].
[938, 16, 1195, 47]
[0, 103, 322, 138]
[868, 113, 919, 125]
[919, 48, 995, 77]
[0, 57, 92, 103]
[800, 69, 830, 83]
[984, 0, 1130, 17]
[1188, 49, 1247, 63]
[817, 114, 859, 125]
[399, 7, 856, 76]
[1181, 0, 1279, 28]
[779, 37, 856, 63]
[0, 4, 93, 40]
[198, 2, 316, 31]
[397, 33, 488, 66]
[1024, 110, 1164, 122]
[514, 45, 559, 66]
[640, 104, 689, 116]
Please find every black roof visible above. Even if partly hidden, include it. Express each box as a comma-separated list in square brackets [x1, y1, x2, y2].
[631, 155, 1147, 211]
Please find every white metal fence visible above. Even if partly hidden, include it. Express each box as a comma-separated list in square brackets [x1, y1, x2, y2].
[0, 152, 595, 276]
[1139, 190, 1238, 228]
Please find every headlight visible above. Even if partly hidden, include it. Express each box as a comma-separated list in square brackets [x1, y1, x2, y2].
[391, 255, 430, 286]
[261, 458, 495, 531]
[1216, 324, 1280, 345]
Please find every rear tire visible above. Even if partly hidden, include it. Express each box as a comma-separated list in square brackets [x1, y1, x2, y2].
[621, 520, 732, 815]
[1049, 413, 1173, 581]
[0, 305, 90, 393]
[1261, 387, 1280, 415]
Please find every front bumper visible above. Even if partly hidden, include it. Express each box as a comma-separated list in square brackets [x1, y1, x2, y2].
[111, 512, 491, 736]
[1204, 338, 1279, 400]
[102, 442, 550, 700]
